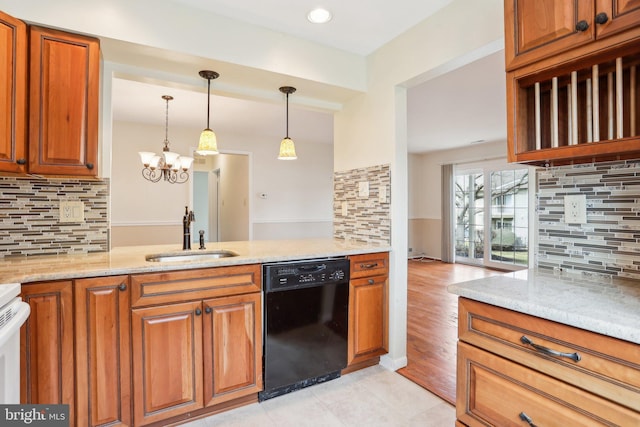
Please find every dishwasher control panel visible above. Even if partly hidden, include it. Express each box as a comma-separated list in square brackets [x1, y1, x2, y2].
[263, 258, 350, 292]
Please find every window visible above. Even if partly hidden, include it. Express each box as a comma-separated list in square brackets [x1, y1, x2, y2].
[454, 162, 533, 270]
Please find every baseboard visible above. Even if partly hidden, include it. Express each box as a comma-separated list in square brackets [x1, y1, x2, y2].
[380, 354, 408, 371]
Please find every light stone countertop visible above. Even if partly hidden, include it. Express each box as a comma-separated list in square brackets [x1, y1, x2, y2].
[448, 268, 640, 345]
[0, 238, 390, 284]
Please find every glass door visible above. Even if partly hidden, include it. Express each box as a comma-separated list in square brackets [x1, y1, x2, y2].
[454, 162, 533, 270]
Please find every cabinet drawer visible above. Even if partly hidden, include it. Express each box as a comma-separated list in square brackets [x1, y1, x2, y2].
[131, 264, 261, 307]
[457, 342, 640, 426]
[459, 298, 640, 412]
[349, 252, 389, 279]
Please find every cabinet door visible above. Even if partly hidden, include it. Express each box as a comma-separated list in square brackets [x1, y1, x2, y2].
[75, 276, 131, 427]
[131, 301, 203, 426]
[348, 275, 388, 366]
[203, 293, 262, 406]
[28, 25, 99, 176]
[20, 281, 75, 427]
[0, 11, 27, 173]
[595, 0, 640, 38]
[505, 0, 594, 70]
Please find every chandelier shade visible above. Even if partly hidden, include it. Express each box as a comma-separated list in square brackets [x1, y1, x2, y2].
[138, 95, 193, 184]
[278, 86, 298, 160]
[196, 70, 220, 155]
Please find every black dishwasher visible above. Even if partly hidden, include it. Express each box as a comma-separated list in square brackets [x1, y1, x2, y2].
[259, 258, 350, 401]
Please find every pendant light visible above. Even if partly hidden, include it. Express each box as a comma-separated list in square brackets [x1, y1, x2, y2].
[196, 70, 220, 155]
[278, 86, 297, 160]
[138, 95, 193, 184]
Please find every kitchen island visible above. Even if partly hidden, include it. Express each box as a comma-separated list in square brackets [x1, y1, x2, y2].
[449, 268, 640, 426]
[12, 238, 390, 427]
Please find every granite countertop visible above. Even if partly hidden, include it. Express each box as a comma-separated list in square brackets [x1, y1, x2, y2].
[0, 238, 390, 284]
[448, 268, 640, 345]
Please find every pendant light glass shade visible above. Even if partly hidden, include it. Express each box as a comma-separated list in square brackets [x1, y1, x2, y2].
[197, 128, 218, 155]
[278, 137, 297, 160]
[278, 86, 297, 160]
[197, 70, 220, 155]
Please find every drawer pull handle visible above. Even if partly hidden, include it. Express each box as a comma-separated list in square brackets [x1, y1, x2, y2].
[360, 263, 378, 269]
[520, 336, 581, 362]
[519, 412, 538, 427]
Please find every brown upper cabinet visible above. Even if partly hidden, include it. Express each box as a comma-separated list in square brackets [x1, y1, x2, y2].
[0, 10, 28, 173]
[505, 0, 640, 71]
[504, 0, 640, 166]
[29, 26, 100, 176]
[0, 10, 100, 176]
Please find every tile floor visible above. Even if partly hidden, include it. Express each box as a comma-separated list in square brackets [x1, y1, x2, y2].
[182, 365, 455, 426]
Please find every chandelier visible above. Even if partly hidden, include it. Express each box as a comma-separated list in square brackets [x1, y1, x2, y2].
[139, 95, 194, 184]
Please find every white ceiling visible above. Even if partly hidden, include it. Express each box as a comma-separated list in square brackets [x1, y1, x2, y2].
[111, 0, 507, 154]
[168, 0, 454, 56]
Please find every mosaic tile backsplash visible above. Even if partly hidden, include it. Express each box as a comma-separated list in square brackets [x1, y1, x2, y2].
[0, 176, 109, 257]
[333, 164, 391, 245]
[537, 160, 640, 279]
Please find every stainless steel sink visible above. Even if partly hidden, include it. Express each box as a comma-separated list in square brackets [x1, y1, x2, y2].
[145, 250, 238, 262]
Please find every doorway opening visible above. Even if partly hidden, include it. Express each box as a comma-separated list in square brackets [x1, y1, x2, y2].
[191, 152, 250, 243]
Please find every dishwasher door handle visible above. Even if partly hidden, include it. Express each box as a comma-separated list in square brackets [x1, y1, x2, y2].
[296, 265, 326, 273]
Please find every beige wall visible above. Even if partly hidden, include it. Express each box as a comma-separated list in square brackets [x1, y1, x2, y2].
[111, 224, 181, 247]
[408, 218, 442, 259]
[253, 221, 332, 240]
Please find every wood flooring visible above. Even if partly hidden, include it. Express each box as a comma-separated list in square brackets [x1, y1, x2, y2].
[397, 259, 504, 405]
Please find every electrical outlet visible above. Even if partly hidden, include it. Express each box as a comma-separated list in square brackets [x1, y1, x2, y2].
[59, 201, 85, 223]
[564, 194, 586, 224]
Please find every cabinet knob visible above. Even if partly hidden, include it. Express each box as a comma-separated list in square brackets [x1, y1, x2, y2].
[575, 20, 589, 32]
[16, 158, 26, 165]
[595, 12, 608, 25]
[86, 163, 94, 170]
[205, 306, 212, 314]
[118, 283, 126, 291]
[195, 308, 202, 316]
[368, 279, 374, 284]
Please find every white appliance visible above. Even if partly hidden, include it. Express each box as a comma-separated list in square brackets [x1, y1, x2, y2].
[0, 283, 30, 404]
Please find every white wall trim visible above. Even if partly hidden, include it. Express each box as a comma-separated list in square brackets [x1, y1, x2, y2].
[111, 221, 180, 227]
[379, 354, 408, 371]
[252, 218, 333, 224]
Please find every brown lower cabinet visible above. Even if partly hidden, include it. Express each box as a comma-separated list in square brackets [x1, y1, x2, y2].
[456, 298, 640, 426]
[21, 281, 75, 427]
[347, 253, 389, 368]
[74, 276, 131, 427]
[130, 265, 263, 426]
[21, 264, 263, 427]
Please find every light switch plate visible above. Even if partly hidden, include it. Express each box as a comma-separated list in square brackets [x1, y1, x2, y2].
[60, 201, 85, 223]
[379, 185, 387, 203]
[564, 194, 586, 224]
[358, 181, 369, 198]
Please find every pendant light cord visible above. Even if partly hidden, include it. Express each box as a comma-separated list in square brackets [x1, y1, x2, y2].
[164, 96, 170, 147]
[286, 93, 289, 138]
[206, 77, 211, 129]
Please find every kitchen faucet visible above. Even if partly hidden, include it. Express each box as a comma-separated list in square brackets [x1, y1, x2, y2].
[182, 206, 195, 250]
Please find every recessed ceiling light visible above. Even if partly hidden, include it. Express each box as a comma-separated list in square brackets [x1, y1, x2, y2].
[307, 8, 332, 24]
